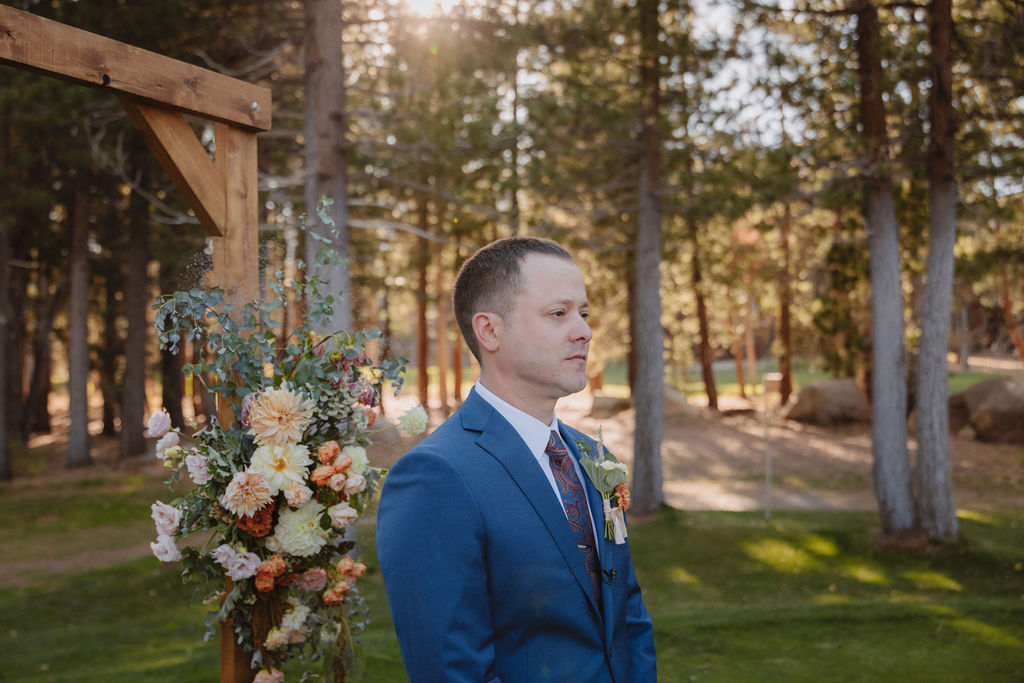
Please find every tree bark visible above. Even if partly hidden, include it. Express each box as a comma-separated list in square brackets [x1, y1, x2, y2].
[304, 0, 351, 337]
[855, 0, 914, 534]
[98, 273, 121, 436]
[631, 0, 664, 516]
[731, 320, 746, 400]
[67, 177, 93, 468]
[434, 245, 449, 412]
[915, 0, 958, 539]
[999, 267, 1024, 369]
[24, 271, 61, 437]
[415, 200, 430, 407]
[693, 243, 718, 410]
[121, 190, 149, 458]
[778, 204, 794, 404]
[0, 217, 11, 481]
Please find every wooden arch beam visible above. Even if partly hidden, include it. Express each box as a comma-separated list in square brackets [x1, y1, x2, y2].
[0, 5, 271, 130]
[0, 5, 270, 309]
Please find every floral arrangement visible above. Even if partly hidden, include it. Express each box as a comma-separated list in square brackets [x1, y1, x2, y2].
[146, 227, 427, 682]
[576, 427, 630, 544]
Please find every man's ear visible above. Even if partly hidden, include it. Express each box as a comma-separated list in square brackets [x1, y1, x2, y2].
[472, 311, 502, 354]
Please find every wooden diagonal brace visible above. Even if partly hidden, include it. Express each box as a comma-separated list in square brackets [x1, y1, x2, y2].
[120, 97, 226, 237]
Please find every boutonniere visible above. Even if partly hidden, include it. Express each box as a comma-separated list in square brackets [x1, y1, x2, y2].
[576, 427, 630, 545]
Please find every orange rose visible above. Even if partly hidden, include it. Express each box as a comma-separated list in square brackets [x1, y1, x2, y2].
[255, 555, 286, 592]
[332, 453, 353, 474]
[336, 556, 355, 575]
[614, 483, 631, 511]
[322, 582, 351, 605]
[311, 465, 335, 487]
[317, 440, 341, 464]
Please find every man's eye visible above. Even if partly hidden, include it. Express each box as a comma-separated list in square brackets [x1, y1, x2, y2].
[581, 311, 590, 320]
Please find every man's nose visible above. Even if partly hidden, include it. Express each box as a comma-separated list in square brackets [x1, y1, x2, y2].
[572, 314, 593, 343]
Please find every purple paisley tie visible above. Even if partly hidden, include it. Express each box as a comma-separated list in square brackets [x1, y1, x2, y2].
[546, 430, 602, 609]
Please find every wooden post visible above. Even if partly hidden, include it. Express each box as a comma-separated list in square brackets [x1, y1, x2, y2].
[0, 6, 269, 679]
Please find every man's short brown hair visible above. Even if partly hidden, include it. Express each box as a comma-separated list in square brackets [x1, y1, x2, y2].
[453, 237, 573, 362]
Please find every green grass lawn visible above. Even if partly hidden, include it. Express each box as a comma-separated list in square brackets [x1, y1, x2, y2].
[2, 477, 1022, 682]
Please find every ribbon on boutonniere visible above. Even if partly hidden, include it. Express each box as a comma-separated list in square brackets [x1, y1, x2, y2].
[577, 427, 631, 544]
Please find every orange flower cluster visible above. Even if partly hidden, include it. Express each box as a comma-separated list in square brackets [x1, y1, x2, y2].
[317, 440, 341, 464]
[255, 555, 287, 592]
[614, 483, 631, 512]
[322, 556, 367, 606]
[236, 503, 274, 537]
[311, 443, 354, 493]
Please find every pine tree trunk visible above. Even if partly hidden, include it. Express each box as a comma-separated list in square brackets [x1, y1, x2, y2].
[999, 267, 1024, 369]
[915, 0, 958, 539]
[0, 217, 11, 481]
[416, 201, 430, 407]
[99, 274, 120, 436]
[434, 246, 449, 411]
[732, 325, 746, 400]
[304, 0, 351, 336]
[67, 178, 92, 468]
[25, 271, 60, 437]
[631, 0, 664, 516]
[121, 191, 149, 458]
[855, 0, 914, 534]
[778, 205, 794, 404]
[692, 239, 718, 410]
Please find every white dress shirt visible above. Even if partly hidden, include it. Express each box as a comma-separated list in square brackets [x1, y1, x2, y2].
[473, 382, 601, 551]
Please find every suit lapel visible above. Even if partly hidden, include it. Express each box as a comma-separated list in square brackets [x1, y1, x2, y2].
[462, 391, 604, 619]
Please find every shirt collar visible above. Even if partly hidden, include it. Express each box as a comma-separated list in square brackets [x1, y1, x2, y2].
[473, 381, 557, 457]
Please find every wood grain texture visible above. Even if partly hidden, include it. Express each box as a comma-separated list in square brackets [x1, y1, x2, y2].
[120, 98, 226, 237]
[0, 5, 271, 130]
[213, 124, 260, 312]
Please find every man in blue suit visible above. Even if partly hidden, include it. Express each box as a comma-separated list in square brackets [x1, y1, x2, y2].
[377, 237, 657, 682]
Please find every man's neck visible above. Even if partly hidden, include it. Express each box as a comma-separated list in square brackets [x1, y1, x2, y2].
[477, 374, 557, 423]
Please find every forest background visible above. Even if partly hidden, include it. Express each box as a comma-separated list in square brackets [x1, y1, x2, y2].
[0, 0, 1022, 546]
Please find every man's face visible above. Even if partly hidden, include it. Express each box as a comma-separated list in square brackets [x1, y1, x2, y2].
[493, 253, 592, 405]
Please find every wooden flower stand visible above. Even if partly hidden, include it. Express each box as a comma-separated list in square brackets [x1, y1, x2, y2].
[1, 7, 271, 681]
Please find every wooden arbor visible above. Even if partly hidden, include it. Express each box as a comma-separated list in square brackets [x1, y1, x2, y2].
[1, 6, 271, 681]
[0, 5, 271, 310]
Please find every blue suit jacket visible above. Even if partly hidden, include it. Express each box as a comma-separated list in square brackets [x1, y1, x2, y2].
[377, 389, 657, 682]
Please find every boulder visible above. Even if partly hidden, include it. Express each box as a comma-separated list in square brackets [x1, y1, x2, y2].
[962, 378, 1024, 444]
[947, 392, 970, 434]
[588, 394, 633, 419]
[783, 378, 870, 426]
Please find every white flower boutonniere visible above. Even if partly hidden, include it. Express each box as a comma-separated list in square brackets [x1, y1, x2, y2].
[577, 427, 631, 544]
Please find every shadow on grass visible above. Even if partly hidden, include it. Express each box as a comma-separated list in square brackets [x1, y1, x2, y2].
[1, 508, 1022, 682]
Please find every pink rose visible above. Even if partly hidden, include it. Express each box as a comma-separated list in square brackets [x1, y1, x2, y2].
[226, 552, 260, 581]
[299, 568, 328, 592]
[150, 534, 181, 562]
[211, 544, 235, 566]
[184, 453, 213, 485]
[211, 544, 260, 580]
[263, 628, 288, 650]
[327, 502, 357, 528]
[343, 474, 366, 496]
[146, 409, 172, 438]
[327, 473, 347, 493]
[154, 431, 179, 459]
[284, 484, 313, 507]
[151, 501, 181, 536]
